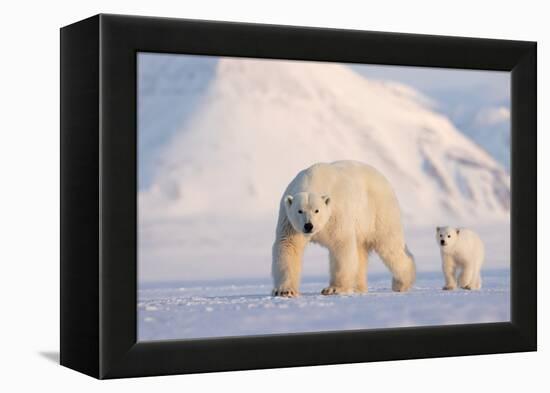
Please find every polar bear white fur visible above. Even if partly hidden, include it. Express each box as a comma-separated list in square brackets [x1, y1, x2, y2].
[272, 160, 416, 297]
[436, 226, 484, 290]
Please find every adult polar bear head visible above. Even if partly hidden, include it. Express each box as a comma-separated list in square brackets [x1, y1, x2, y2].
[284, 192, 332, 236]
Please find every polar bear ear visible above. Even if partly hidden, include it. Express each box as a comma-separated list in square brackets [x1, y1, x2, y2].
[285, 195, 293, 206]
[436, 226, 441, 232]
[322, 195, 330, 205]
[456, 229, 460, 235]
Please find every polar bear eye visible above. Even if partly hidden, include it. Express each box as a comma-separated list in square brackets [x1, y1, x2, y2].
[298, 210, 303, 214]
[447, 235, 451, 238]
[315, 209, 319, 214]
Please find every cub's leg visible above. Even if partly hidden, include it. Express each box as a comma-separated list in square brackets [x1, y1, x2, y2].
[442, 255, 457, 290]
[355, 245, 368, 293]
[458, 263, 476, 290]
[468, 255, 483, 290]
[322, 236, 359, 295]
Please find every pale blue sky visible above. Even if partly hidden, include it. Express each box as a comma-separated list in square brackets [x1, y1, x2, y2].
[351, 63, 509, 102]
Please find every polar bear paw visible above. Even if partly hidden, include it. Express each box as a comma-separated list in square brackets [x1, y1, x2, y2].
[442, 285, 457, 290]
[392, 278, 412, 292]
[272, 288, 298, 297]
[321, 286, 353, 295]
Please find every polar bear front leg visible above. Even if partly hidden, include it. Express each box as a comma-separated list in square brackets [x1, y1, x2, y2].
[442, 255, 457, 290]
[322, 238, 358, 295]
[272, 234, 307, 297]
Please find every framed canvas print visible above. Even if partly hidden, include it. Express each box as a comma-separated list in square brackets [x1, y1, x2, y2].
[60, 14, 537, 379]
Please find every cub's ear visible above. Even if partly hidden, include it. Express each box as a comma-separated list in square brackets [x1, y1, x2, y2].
[436, 226, 441, 232]
[322, 195, 330, 205]
[285, 195, 293, 206]
[456, 229, 460, 235]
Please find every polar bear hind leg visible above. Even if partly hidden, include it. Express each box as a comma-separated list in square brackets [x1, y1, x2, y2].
[458, 264, 476, 290]
[470, 273, 482, 290]
[355, 244, 368, 293]
[469, 256, 483, 290]
[376, 242, 416, 292]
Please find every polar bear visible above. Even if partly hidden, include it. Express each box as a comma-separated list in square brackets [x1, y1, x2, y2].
[272, 160, 416, 297]
[436, 226, 484, 290]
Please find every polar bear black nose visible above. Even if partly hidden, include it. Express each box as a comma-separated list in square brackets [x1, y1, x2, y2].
[440, 240, 445, 246]
[304, 223, 313, 233]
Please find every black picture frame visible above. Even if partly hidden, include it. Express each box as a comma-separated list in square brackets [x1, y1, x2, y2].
[60, 13, 537, 379]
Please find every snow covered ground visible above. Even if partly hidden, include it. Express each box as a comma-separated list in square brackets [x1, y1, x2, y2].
[138, 269, 509, 341]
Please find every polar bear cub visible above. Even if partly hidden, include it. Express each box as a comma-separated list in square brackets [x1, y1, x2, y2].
[436, 226, 484, 290]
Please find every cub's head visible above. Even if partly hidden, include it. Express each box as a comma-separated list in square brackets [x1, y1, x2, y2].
[436, 226, 460, 249]
[284, 192, 332, 236]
